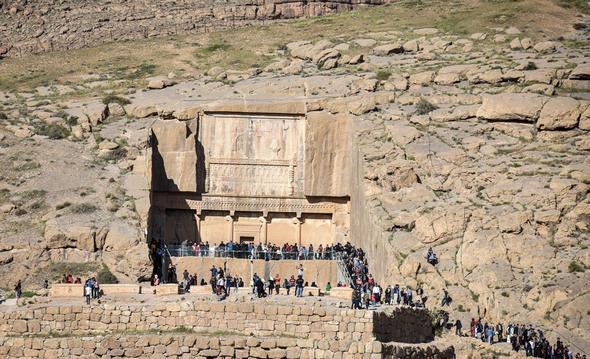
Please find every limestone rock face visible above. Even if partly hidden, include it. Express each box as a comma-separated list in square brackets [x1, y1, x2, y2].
[537, 97, 581, 130]
[150, 119, 197, 192]
[477, 93, 545, 122]
[304, 111, 352, 197]
[103, 221, 140, 252]
[44, 218, 107, 252]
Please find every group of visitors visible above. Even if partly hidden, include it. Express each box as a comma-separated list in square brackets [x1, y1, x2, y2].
[351, 282, 426, 309]
[251, 264, 308, 299]
[62, 273, 83, 284]
[186, 241, 342, 260]
[83, 277, 100, 305]
[465, 319, 584, 358]
[208, 265, 245, 298]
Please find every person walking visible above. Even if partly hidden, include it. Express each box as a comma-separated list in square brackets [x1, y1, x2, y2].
[14, 280, 22, 302]
[455, 319, 463, 336]
[295, 275, 304, 297]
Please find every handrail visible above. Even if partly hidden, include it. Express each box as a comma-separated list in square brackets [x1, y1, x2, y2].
[165, 244, 340, 260]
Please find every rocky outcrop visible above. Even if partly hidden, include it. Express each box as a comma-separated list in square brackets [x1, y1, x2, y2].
[0, 0, 395, 58]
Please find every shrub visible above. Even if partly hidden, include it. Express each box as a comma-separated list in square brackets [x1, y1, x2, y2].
[376, 70, 392, 81]
[501, 291, 509, 297]
[568, 261, 585, 273]
[0, 112, 7, 120]
[55, 202, 72, 210]
[97, 265, 118, 284]
[127, 62, 157, 79]
[69, 203, 98, 214]
[415, 98, 438, 115]
[523, 61, 538, 71]
[35, 124, 70, 139]
[102, 94, 130, 106]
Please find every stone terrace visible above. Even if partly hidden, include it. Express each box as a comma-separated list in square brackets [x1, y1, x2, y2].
[0, 295, 454, 358]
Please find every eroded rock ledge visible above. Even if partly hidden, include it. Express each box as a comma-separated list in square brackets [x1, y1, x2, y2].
[0, 0, 394, 58]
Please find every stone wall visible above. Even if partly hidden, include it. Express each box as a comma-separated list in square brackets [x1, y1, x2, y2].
[0, 333, 454, 358]
[0, 0, 395, 58]
[0, 299, 453, 358]
[0, 300, 429, 340]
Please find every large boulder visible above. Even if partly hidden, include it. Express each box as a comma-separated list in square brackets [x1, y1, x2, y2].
[372, 42, 404, 56]
[569, 64, 590, 80]
[44, 218, 107, 252]
[477, 93, 545, 122]
[103, 221, 140, 252]
[536, 97, 581, 130]
[147, 76, 174, 89]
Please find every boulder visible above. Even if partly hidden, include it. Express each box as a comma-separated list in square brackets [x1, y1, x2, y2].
[402, 39, 420, 52]
[107, 103, 126, 117]
[409, 71, 435, 85]
[147, 77, 174, 89]
[43, 219, 99, 252]
[103, 221, 140, 252]
[509, 38, 522, 50]
[533, 41, 556, 53]
[537, 97, 580, 130]
[477, 93, 545, 122]
[579, 105, 590, 130]
[353, 38, 376, 47]
[569, 64, 590, 80]
[372, 43, 404, 56]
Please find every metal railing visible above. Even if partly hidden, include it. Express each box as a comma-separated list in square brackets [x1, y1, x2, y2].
[334, 252, 355, 287]
[165, 244, 339, 260]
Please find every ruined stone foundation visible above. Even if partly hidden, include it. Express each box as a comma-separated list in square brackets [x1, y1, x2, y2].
[0, 298, 454, 358]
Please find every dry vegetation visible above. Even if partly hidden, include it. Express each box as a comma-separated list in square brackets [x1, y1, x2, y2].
[0, 0, 581, 94]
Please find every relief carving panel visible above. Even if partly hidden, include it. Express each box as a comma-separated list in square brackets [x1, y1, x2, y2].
[200, 113, 305, 197]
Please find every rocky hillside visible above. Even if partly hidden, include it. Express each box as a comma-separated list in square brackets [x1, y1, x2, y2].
[0, 0, 589, 356]
[0, 0, 393, 58]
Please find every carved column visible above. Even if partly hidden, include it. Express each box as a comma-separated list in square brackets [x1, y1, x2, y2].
[195, 211, 202, 244]
[259, 216, 268, 245]
[293, 215, 302, 247]
[225, 211, 235, 243]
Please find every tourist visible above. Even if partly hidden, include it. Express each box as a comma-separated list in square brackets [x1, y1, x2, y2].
[363, 290, 371, 309]
[372, 283, 381, 304]
[455, 319, 462, 336]
[255, 275, 265, 298]
[84, 282, 92, 305]
[325, 282, 332, 293]
[92, 277, 100, 299]
[153, 274, 160, 286]
[274, 274, 281, 295]
[14, 280, 22, 301]
[43, 279, 49, 289]
[384, 285, 392, 305]
[295, 275, 304, 297]
[496, 322, 503, 342]
[288, 275, 296, 295]
[392, 284, 400, 304]
[426, 247, 438, 266]
[268, 276, 275, 295]
[283, 278, 290, 295]
[296, 263, 304, 277]
[351, 287, 361, 309]
[441, 289, 451, 306]
[416, 285, 424, 303]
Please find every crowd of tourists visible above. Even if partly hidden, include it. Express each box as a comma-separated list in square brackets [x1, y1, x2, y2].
[460, 319, 585, 358]
[179, 241, 344, 260]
